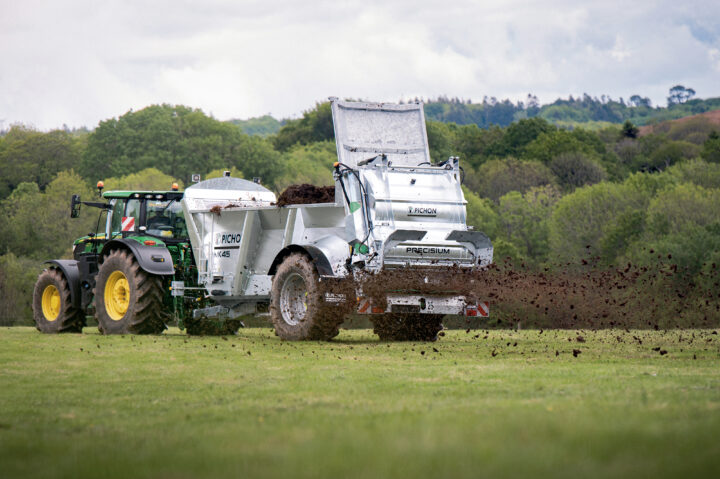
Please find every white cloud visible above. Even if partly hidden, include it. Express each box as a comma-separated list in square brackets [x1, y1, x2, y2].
[710, 48, 720, 72]
[1, 0, 719, 129]
[610, 36, 632, 62]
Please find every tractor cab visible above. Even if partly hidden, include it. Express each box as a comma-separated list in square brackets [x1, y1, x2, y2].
[103, 191, 188, 242]
[70, 184, 188, 249]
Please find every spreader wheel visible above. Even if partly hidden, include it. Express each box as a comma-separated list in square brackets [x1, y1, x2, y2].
[270, 253, 342, 340]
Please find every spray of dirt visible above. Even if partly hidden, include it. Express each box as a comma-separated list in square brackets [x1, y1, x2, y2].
[319, 255, 720, 331]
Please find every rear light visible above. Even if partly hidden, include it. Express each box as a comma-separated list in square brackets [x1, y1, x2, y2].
[144, 240, 156, 246]
[465, 306, 478, 317]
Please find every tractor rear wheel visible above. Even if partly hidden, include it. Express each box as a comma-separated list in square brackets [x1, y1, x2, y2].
[32, 268, 85, 333]
[371, 314, 444, 342]
[94, 249, 167, 335]
[270, 253, 342, 340]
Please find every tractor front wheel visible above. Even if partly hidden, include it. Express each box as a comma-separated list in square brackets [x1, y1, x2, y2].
[32, 268, 85, 333]
[94, 249, 166, 334]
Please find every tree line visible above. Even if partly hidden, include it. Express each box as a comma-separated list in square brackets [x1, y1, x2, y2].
[233, 85, 720, 135]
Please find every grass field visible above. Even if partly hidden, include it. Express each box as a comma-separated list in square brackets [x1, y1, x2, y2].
[1, 326, 719, 479]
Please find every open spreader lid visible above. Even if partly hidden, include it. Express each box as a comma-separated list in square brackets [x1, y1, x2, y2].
[330, 99, 432, 168]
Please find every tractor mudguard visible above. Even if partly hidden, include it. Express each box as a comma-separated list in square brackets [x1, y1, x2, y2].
[44, 260, 81, 309]
[101, 239, 175, 275]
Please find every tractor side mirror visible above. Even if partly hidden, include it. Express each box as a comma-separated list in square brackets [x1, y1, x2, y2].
[70, 194, 81, 218]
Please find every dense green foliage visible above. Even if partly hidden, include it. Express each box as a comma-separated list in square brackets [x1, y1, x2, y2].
[1, 93, 719, 325]
[274, 141, 336, 190]
[0, 126, 86, 199]
[271, 102, 335, 151]
[81, 104, 284, 186]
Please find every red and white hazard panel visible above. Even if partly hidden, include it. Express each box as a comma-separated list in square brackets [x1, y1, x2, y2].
[465, 302, 490, 317]
[121, 216, 135, 231]
[356, 298, 384, 314]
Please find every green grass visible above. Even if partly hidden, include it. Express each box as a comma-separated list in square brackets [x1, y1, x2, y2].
[1, 326, 719, 479]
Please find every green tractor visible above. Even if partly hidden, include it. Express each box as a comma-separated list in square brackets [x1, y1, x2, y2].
[32, 182, 241, 336]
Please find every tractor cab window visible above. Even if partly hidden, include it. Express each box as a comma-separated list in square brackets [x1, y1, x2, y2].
[108, 198, 141, 237]
[96, 209, 109, 238]
[109, 199, 124, 236]
[146, 199, 187, 239]
[125, 199, 141, 228]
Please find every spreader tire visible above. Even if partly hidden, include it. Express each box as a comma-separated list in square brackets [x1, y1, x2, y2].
[372, 314, 444, 342]
[32, 268, 85, 333]
[184, 317, 243, 336]
[94, 249, 167, 335]
[270, 253, 341, 341]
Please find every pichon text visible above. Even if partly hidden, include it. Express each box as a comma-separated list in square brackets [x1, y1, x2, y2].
[215, 232, 242, 245]
[407, 206, 437, 216]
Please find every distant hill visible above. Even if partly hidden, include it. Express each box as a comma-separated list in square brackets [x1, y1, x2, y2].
[638, 109, 720, 137]
[228, 95, 720, 136]
[423, 96, 720, 129]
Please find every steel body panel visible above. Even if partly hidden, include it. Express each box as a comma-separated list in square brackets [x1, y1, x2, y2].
[183, 180, 348, 299]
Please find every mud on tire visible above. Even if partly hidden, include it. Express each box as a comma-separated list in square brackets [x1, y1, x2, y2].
[270, 253, 344, 340]
[94, 249, 167, 335]
[32, 268, 85, 333]
[371, 314, 444, 342]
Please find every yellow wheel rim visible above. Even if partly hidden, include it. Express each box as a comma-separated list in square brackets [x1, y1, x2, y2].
[41, 284, 61, 321]
[104, 271, 130, 321]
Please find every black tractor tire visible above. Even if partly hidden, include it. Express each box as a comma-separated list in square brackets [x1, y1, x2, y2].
[371, 314, 444, 342]
[32, 268, 85, 333]
[184, 317, 243, 336]
[94, 249, 167, 335]
[270, 253, 342, 341]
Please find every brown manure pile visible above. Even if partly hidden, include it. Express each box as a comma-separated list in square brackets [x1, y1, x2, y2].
[276, 184, 335, 207]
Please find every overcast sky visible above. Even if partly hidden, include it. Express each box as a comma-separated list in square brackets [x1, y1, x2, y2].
[1, 0, 719, 130]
